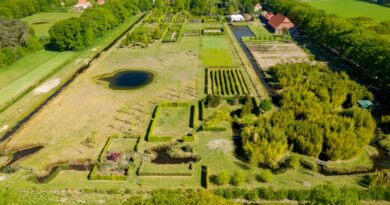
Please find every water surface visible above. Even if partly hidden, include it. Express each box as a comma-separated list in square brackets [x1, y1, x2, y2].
[99, 70, 154, 90]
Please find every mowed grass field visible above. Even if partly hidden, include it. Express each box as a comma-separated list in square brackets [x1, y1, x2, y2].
[154, 107, 192, 137]
[201, 37, 237, 67]
[304, 0, 390, 21]
[22, 12, 81, 37]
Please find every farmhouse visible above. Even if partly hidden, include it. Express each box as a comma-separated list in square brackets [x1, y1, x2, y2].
[73, 0, 92, 11]
[268, 14, 294, 34]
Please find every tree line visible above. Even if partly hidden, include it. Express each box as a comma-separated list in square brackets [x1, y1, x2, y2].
[0, 18, 40, 68]
[0, 0, 61, 19]
[263, 0, 390, 87]
[49, 0, 142, 51]
[241, 63, 375, 168]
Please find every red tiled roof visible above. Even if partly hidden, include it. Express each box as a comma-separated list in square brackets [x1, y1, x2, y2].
[268, 14, 292, 29]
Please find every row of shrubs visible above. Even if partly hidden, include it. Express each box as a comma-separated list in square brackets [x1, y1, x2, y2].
[214, 186, 390, 202]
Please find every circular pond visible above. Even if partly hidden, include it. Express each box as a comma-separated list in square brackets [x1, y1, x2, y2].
[99, 70, 154, 90]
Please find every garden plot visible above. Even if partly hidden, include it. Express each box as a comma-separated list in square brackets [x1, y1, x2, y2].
[200, 37, 237, 67]
[206, 68, 250, 96]
[153, 107, 192, 138]
[138, 162, 193, 176]
[246, 43, 309, 70]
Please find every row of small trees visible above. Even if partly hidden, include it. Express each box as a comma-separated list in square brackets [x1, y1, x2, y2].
[49, 0, 142, 51]
[264, 0, 390, 87]
[241, 63, 376, 168]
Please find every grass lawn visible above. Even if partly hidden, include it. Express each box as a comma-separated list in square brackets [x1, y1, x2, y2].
[200, 37, 236, 67]
[154, 107, 192, 137]
[138, 162, 193, 176]
[0, 51, 76, 111]
[248, 24, 272, 37]
[303, 0, 390, 21]
[22, 12, 81, 38]
[107, 138, 137, 153]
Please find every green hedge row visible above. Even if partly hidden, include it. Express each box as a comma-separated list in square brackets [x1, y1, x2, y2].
[160, 102, 190, 107]
[214, 186, 390, 202]
[201, 165, 209, 189]
[98, 136, 116, 162]
[321, 163, 374, 175]
[202, 127, 227, 131]
[137, 172, 192, 176]
[182, 133, 195, 142]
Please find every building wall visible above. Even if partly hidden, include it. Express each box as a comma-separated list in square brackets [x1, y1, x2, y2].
[274, 22, 294, 34]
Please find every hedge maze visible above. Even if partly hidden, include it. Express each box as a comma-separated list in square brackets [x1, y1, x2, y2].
[206, 68, 250, 96]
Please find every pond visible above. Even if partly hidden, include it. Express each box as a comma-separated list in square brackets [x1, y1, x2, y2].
[99, 70, 154, 90]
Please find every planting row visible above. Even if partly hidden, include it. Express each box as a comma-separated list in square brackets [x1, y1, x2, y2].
[207, 68, 249, 96]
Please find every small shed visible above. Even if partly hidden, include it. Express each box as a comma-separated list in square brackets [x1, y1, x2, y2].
[357, 100, 374, 109]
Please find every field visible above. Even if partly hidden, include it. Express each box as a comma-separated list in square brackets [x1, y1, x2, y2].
[0, 24, 200, 176]
[153, 107, 192, 137]
[22, 12, 81, 37]
[246, 42, 310, 70]
[200, 37, 237, 67]
[303, 0, 390, 21]
[206, 68, 250, 96]
[0, 15, 143, 140]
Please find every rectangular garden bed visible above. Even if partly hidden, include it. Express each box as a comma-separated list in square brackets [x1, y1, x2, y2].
[206, 68, 250, 96]
[137, 161, 193, 176]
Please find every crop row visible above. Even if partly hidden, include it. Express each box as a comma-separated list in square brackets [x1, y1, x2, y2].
[207, 69, 249, 96]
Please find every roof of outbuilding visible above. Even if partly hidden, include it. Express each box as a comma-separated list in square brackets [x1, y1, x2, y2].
[268, 14, 292, 29]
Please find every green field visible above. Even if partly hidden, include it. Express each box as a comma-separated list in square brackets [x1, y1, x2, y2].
[22, 12, 81, 38]
[154, 107, 192, 137]
[304, 0, 390, 21]
[201, 37, 236, 67]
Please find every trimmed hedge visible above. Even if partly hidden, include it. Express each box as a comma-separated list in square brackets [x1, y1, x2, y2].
[98, 136, 116, 162]
[202, 127, 227, 131]
[182, 133, 195, 142]
[321, 164, 374, 175]
[201, 165, 209, 189]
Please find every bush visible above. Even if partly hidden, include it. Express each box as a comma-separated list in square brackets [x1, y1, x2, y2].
[213, 171, 230, 185]
[256, 170, 273, 183]
[229, 172, 246, 186]
[286, 154, 300, 169]
[259, 99, 272, 112]
[300, 158, 318, 172]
